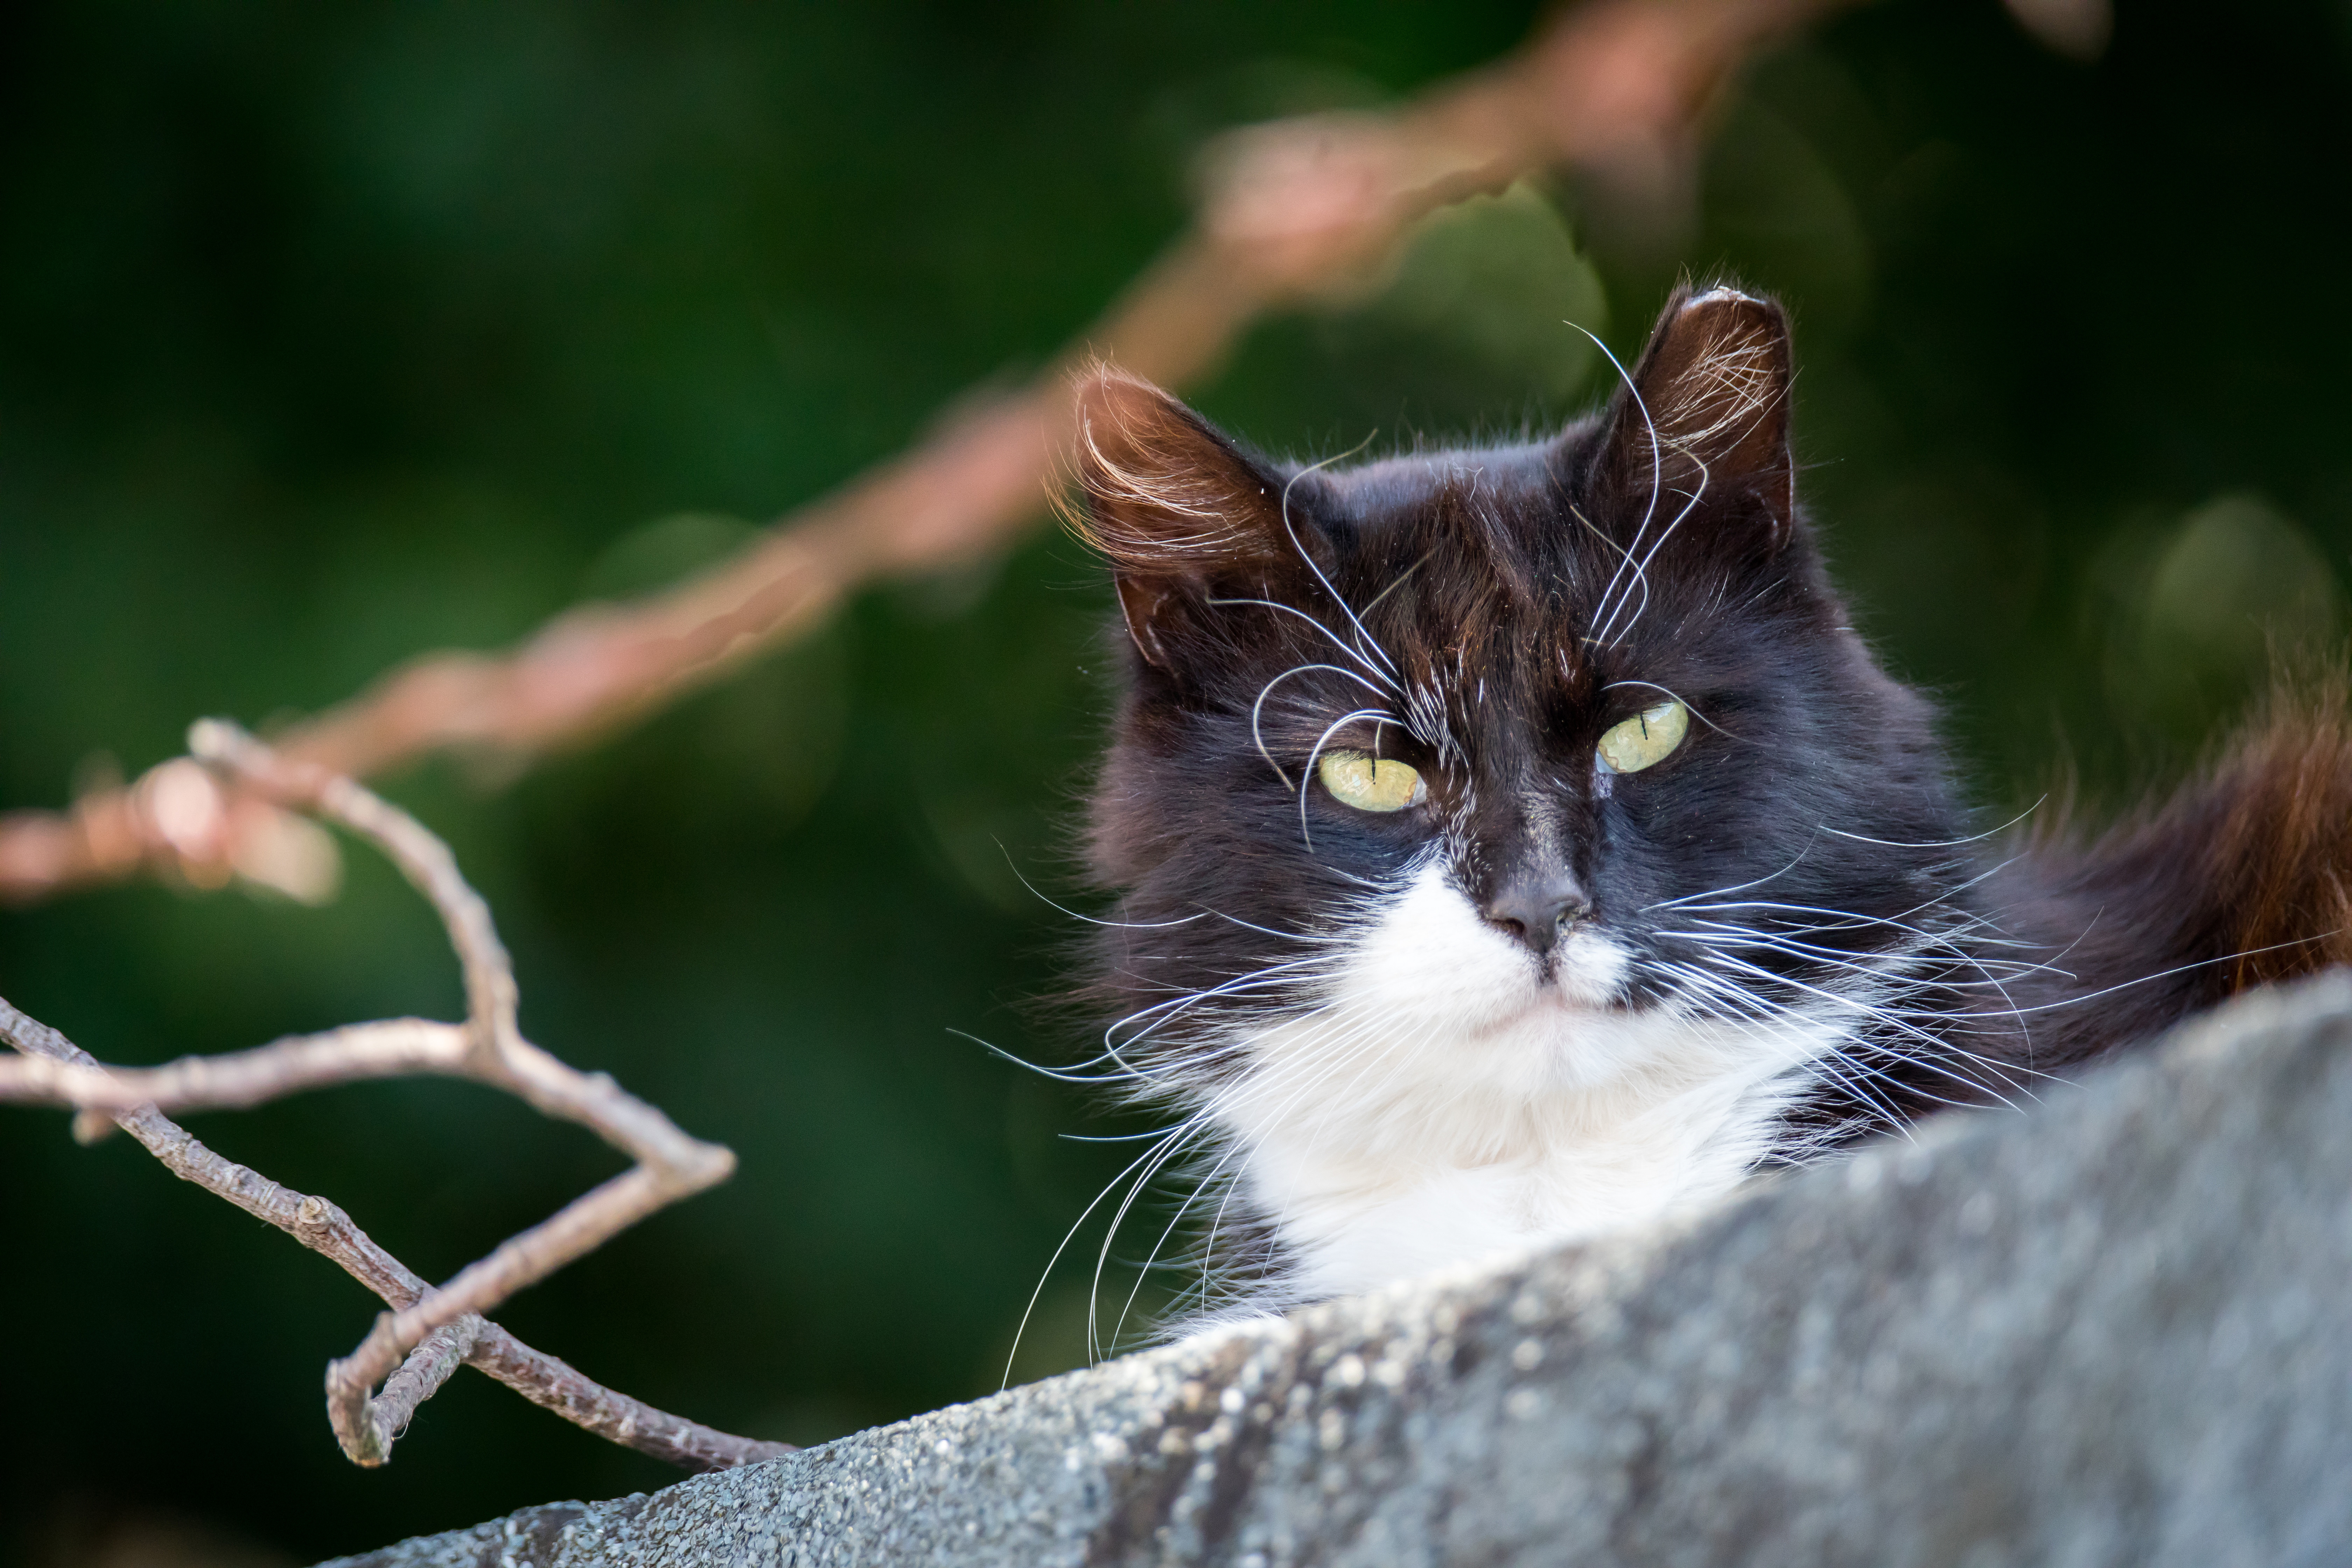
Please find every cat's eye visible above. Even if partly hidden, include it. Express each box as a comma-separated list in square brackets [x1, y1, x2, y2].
[1317, 749, 1426, 812]
[1596, 700, 1689, 775]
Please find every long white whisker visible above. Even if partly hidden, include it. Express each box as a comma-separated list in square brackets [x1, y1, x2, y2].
[1817, 797, 2049, 850]
[1599, 678, 1740, 741]
[991, 848, 1208, 932]
[1567, 320, 1661, 630]
[1595, 452, 1710, 649]
[1250, 663, 1399, 788]
[1205, 595, 1401, 694]
[1004, 1116, 1206, 1388]
[1278, 433, 1399, 679]
[1296, 708, 1393, 852]
[1644, 832, 1823, 911]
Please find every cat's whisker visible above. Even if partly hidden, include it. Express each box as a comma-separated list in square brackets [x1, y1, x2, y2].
[1133, 1147, 1267, 1337]
[1599, 677, 1741, 742]
[1687, 946, 1957, 1057]
[1816, 797, 2049, 850]
[1673, 905, 2072, 1046]
[1643, 833, 1825, 911]
[1833, 1038, 2035, 1113]
[1087, 1110, 1226, 1361]
[1113, 1011, 1404, 1346]
[1568, 503, 1650, 649]
[1593, 451, 1711, 649]
[1566, 319, 1663, 634]
[1871, 1035, 2058, 1095]
[1684, 946, 2034, 1115]
[1296, 708, 1395, 852]
[1101, 1002, 1400, 1323]
[1104, 959, 1340, 1054]
[1642, 965, 1923, 1130]
[1277, 434, 1404, 682]
[949, 1028, 1137, 1088]
[1006, 1111, 1212, 1387]
[1356, 546, 1439, 621]
[1692, 917, 2057, 1055]
[1807, 1048, 1938, 1131]
[1989, 932, 2339, 1017]
[1248, 663, 1400, 787]
[1666, 890, 2046, 954]
[1205, 595, 1402, 694]
[1199, 907, 1340, 944]
[989, 850, 1209, 933]
[1660, 920, 2050, 990]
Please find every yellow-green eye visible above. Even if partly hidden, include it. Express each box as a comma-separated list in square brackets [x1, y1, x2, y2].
[1317, 749, 1426, 812]
[1597, 699, 1689, 775]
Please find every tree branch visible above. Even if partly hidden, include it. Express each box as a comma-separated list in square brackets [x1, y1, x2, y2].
[0, 727, 789, 1471]
[0, 0, 1863, 907]
[0, 997, 786, 1470]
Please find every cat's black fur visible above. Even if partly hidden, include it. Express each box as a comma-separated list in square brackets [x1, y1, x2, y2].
[1070, 284, 2352, 1312]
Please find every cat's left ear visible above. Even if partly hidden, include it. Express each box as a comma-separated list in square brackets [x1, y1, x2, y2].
[1592, 284, 1794, 552]
[1070, 366, 1298, 670]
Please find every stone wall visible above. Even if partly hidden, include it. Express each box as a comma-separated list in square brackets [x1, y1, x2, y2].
[330, 976, 2352, 1567]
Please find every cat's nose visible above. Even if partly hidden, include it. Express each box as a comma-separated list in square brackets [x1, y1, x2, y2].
[1482, 874, 1592, 957]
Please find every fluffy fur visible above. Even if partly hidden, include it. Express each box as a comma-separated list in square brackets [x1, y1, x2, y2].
[1065, 284, 2352, 1328]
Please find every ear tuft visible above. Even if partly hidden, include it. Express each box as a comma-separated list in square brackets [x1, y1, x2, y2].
[1071, 367, 1279, 574]
[1645, 288, 1788, 460]
[1067, 365, 1290, 670]
[1605, 284, 1795, 547]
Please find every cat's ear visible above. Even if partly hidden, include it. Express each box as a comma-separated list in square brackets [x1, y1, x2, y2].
[1594, 284, 1794, 551]
[1071, 366, 1295, 669]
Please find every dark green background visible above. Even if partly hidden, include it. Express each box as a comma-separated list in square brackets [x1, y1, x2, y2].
[5, 2, 2348, 1562]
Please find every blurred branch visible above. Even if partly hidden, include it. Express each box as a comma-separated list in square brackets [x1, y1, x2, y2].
[0, 0, 1862, 906]
[2001, 0, 2112, 61]
[0, 722, 790, 1472]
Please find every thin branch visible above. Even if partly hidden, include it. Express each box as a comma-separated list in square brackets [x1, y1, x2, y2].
[0, 0, 1864, 908]
[0, 1019, 467, 1113]
[0, 727, 783, 1470]
[355, 1321, 484, 1466]
[0, 993, 788, 1471]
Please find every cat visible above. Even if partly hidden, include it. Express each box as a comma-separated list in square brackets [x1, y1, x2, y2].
[1059, 283, 2352, 1330]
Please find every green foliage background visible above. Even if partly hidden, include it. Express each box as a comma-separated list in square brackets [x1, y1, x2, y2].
[5, 1, 2350, 1560]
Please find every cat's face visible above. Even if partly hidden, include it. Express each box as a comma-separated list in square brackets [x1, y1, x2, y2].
[1079, 287, 1967, 1103]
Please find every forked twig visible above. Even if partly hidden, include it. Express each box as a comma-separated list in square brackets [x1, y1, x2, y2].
[0, 723, 790, 1471]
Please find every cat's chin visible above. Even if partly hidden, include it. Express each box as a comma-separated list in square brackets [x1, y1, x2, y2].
[1530, 956, 1632, 1013]
[1287, 858, 1653, 1096]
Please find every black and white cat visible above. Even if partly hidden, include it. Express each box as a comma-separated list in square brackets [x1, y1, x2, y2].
[1071, 284, 2352, 1323]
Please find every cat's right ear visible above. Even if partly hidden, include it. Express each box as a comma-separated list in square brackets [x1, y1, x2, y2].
[1071, 367, 1293, 670]
[1589, 285, 1796, 556]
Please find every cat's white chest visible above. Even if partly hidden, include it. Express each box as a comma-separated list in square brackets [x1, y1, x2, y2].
[1208, 859, 1832, 1303]
[1227, 1065, 1797, 1300]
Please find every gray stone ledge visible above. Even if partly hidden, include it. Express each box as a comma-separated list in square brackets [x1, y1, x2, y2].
[327, 976, 2352, 1567]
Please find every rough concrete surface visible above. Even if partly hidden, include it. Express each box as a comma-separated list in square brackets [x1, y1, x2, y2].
[327, 977, 2352, 1568]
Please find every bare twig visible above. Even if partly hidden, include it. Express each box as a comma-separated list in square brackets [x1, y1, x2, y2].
[0, 0, 1863, 907]
[0, 726, 788, 1471]
[0, 996, 785, 1470]
[0, 1018, 467, 1113]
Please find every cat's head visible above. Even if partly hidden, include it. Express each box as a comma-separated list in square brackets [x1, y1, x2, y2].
[1074, 285, 1967, 1100]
